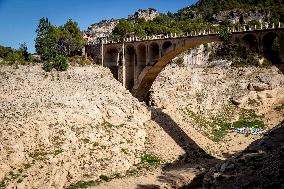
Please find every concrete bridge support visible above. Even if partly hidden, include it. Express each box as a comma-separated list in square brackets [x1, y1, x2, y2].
[280, 33, 284, 63]
[125, 45, 136, 90]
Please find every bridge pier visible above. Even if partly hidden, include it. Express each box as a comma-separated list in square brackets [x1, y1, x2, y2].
[280, 33, 284, 64]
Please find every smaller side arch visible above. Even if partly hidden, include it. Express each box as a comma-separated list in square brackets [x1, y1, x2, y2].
[261, 32, 281, 64]
[104, 47, 119, 79]
[149, 42, 160, 65]
[125, 44, 136, 90]
[241, 34, 258, 52]
[136, 44, 147, 82]
[162, 41, 173, 55]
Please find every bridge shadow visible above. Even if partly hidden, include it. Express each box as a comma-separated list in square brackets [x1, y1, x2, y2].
[136, 108, 284, 188]
[135, 108, 222, 189]
[150, 108, 214, 160]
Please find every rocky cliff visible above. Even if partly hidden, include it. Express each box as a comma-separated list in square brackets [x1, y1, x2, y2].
[83, 8, 159, 42]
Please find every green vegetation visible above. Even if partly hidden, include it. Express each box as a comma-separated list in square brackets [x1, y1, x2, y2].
[35, 17, 85, 71]
[109, 0, 283, 40]
[66, 180, 96, 189]
[272, 36, 280, 52]
[0, 43, 35, 65]
[179, 0, 284, 24]
[232, 109, 265, 129]
[185, 107, 266, 142]
[66, 174, 114, 188]
[111, 13, 214, 40]
[209, 44, 271, 67]
[274, 103, 284, 112]
[218, 26, 232, 44]
[140, 153, 162, 166]
[99, 175, 111, 182]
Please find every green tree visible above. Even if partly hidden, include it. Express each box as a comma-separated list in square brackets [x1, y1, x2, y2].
[219, 26, 232, 44]
[18, 43, 30, 61]
[112, 19, 134, 40]
[272, 36, 280, 52]
[62, 19, 84, 56]
[35, 17, 57, 61]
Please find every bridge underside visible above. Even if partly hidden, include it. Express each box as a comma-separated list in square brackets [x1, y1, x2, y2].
[86, 29, 284, 101]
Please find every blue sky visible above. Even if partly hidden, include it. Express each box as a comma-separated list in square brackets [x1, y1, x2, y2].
[0, 0, 197, 53]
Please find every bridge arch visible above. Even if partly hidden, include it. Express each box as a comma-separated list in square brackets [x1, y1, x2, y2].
[136, 44, 147, 82]
[125, 44, 136, 90]
[262, 32, 281, 64]
[132, 35, 220, 101]
[242, 34, 258, 52]
[262, 32, 280, 53]
[104, 47, 119, 79]
[149, 42, 160, 65]
[162, 41, 173, 55]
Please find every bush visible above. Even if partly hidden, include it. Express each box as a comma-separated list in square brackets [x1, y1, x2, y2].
[42, 62, 53, 72]
[53, 55, 68, 71]
[173, 57, 185, 67]
[218, 26, 232, 44]
[67, 55, 93, 66]
[42, 55, 68, 72]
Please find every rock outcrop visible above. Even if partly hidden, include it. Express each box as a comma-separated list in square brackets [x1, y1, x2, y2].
[128, 8, 159, 21]
[84, 8, 159, 43]
[150, 63, 284, 157]
[202, 122, 284, 189]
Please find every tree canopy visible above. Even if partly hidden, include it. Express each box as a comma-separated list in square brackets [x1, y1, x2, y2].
[35, 17, 84, 60]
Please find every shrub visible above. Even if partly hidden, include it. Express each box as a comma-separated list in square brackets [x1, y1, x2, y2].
[66, 180, 96, 189]
[99, 175, 111, 182]
[53, 55, 68, 71]
[140, 153, 162, 165]
[42, 62, 53, 72]
[173, 57, 185, 67]
[218, 26, 232, 44]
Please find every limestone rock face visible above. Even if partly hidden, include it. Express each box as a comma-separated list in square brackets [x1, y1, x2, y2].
[84, 19, 119, 42]
[128, 8, 159, 21]
[211, 9, 271, 25]
[0, 65, 150, 188]
[84, 8, 159, 43]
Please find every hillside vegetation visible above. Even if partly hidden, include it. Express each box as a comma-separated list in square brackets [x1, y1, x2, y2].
[110, 0, 284, 40]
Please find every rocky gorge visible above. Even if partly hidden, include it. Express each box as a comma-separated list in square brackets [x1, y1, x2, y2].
[0, 58, 284, 188]
[1, 0, 284, 188]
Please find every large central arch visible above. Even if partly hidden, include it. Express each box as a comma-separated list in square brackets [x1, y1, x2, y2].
[132, 35, 220, 101]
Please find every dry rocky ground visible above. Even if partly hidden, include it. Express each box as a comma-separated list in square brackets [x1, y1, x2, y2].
[149, 64, 284, 158]
[0, 65, 149, 188]
[0, 62, 284, 189]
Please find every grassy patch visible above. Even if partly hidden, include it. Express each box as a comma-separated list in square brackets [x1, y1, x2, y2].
[211, 117, 231, 142]
[232, 119, 264, 129]
[99, 175, 111, 182]
[274, 103, 284, 112]
[140, 153, 162, 166]
[184, 107, 265, 142]
[66, 180, 97, 189]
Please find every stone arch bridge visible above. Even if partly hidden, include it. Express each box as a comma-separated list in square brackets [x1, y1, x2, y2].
[85, 27, 284, 101]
